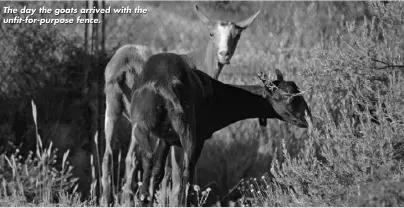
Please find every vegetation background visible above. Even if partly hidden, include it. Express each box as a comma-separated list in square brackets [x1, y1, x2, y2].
[0, 0, 403, 206]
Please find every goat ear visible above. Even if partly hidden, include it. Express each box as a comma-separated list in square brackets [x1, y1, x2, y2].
[195, 5, 212, 26]
[261, 87, 269, 98]
[275, 69, 284, 81]
[236, 9, 261, 29]
[271, 90, 281, 100]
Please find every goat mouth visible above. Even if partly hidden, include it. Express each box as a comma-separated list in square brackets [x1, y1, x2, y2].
[218, 57, 230, 65]
[284, 117, 308, 128]
[296, 121, 308, 128]
[296, 117, 309, 128]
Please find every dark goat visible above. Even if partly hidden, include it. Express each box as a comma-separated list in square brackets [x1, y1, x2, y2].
[129, 53, 311, 206]
[100, 5, 260, 205]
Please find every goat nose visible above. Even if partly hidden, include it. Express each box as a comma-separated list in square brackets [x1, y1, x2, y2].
[219, 51, 230, 57]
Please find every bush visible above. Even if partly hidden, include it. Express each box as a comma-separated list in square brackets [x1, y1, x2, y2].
[239, 1, 404, 207]
[0, 101, 78, 206]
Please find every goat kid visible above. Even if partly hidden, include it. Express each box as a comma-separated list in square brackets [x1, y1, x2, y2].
[129, 53, 311, 206]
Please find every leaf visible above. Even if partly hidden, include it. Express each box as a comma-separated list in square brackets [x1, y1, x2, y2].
[31, 100, 37, 126]
[62, 149, 70, 171]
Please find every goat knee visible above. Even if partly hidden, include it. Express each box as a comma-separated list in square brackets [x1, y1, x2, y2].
[125, 154, 133, 167]
[182, 169, 190, 179]
[145, 152, 153, 160]
[102, 148, 111, 169]
[152, 167, 165, 181]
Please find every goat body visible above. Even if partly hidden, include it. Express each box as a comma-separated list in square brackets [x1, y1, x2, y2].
[132, 53, 285, 144]
[130, 53, 310, 206]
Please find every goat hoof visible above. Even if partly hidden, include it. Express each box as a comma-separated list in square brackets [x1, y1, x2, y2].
[140, 194, 146, 201]
[139, 193, 151, 202]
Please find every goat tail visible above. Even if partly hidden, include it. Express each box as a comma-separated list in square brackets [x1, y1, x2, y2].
[104, 44, 152, 86]
[133, 82, 184, 130]
[117, 71, 132, 100]
[158, 87, 184, 115]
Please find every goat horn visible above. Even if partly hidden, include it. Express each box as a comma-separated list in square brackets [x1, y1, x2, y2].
[257, 72, 267, 85]
[257, 72, 268, 81]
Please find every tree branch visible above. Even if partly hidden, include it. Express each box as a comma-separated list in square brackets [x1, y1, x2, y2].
[371, 58, 404, 70]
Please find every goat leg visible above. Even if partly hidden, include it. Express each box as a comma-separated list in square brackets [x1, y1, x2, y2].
[101, 92, 122, 206]
[121, 123, 138, 205]
[150, 139, 170, 203]
[136, 127, 154, 206]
